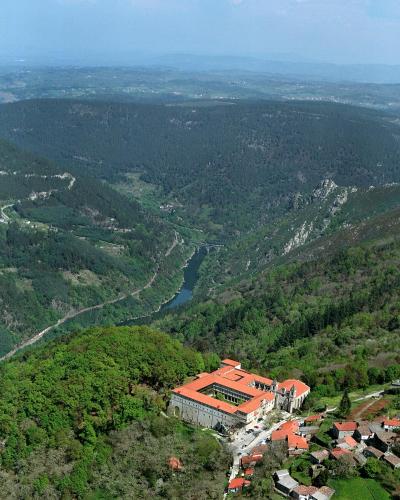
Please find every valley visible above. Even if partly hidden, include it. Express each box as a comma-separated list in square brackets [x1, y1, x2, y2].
[0, 89, 399, 499]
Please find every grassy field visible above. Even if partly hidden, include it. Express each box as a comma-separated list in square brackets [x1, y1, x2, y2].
[329, 478, 391, 500]
[318, 384, 387, 409]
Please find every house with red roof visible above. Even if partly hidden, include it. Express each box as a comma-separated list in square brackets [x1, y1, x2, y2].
[271, 428, 291, 442]
[337, 435, 358, 450]
[240, 454, 263, 468]
[169, 360, 310, 429]
[244, 467, 255, 478]
[330, 447, 353, 461]
[383, 418, 400, 431]
[288, 434, 309, 456]
[227, 477, 251, 494]
[332, 421, 357, 439]
[304, 414, 322, 425]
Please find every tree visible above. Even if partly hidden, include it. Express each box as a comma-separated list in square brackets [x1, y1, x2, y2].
[338, 388, 351, 417]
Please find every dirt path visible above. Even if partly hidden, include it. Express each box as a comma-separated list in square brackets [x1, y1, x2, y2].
[165, 231, 179, 257]
[349, 397, 388, 420]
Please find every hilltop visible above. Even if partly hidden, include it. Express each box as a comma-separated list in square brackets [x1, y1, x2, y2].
[0, 326, 229, 498]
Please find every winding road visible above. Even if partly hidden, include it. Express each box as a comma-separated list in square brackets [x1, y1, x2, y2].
[0, 231, 182, 362]
[0, 170, 183, 362]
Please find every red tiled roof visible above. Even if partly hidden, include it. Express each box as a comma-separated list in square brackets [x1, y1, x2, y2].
[343, 436, 358, 448]
[280, 420, 299, 432]
[251, 444, 268, 455]
[331, 447, 352, 459]
[173, 361, 308, 418]
[240, 455, 263, 468]
[278, 379, 310, 397]
[333, 421, 357, 432]
[287, 434, 309, 450]
[172, 387, 236, 414]
[304, 414, 322, 423]
[237, 392, 275, 414]
[384, 418, 400, 427]
[271, 429, 289, 441]
[228, 478, 250, 490]
[244, 468, 254, 476]
[221, 358, 241, 367]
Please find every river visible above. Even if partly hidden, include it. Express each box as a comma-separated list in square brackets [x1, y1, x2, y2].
[160, 246, 207, 312]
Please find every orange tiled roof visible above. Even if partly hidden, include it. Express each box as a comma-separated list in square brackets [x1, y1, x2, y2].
[271, 429, 289, 441]
[221, 358, 241, 367]
[280, 420, 299, 432]
[172, 387, 236, 414]
[278, 379, 310, 397]
[172, 362, 309, 417]
[293, 485, 318, 496]
[237, 392, 275, 414]
[331, 447, 352, 459]
[384, 418, 400, 427]
[287, 434, 309, 450]
[343, 436, 358, 448]
[228, 478, 250, 490]
[304, 414, 322, 423]
[333, 421, 357, 432]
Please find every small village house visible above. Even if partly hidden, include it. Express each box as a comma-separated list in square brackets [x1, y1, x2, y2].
[274, 470, 299, 496]
[353, 422, 375, 442]
[382, 453, 400, 469]
[227, 477, 251, 494]
[336, 435, 358, 450]
[363, 446, 384, 460]
[310, 450, 329, 465]
[373, 431, 398, 452]
[288, 434, 309, 456]
[310, 486, 335, 500]
[332, 421, 357, 439]
[382, 418, 400, 431]
[291, 485, 319, 500]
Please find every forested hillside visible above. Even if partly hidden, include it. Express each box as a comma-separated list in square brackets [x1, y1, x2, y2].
[0, 99, 399, 236]
[0, 326, 229, 498]
[195, 181, 400, 295]
[155, 229, 400, 402]
[0, 140, 192, 357]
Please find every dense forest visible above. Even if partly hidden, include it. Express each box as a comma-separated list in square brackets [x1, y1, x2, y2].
[0, 99, 399, 236]
[0, 326, 229, 499]
[155, 233, 400, 401]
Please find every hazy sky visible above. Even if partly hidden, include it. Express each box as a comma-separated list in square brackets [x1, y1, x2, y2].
[1, 0, 400, 65]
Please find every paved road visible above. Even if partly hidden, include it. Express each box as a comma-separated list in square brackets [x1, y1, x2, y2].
[226, 412, 294, 485]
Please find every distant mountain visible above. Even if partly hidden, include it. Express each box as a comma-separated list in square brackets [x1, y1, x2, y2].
[149, 54, 400, 84]
[0, 99, 399, 241]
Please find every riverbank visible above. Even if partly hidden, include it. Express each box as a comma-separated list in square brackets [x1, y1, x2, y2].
[120, 245, 207, 326]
